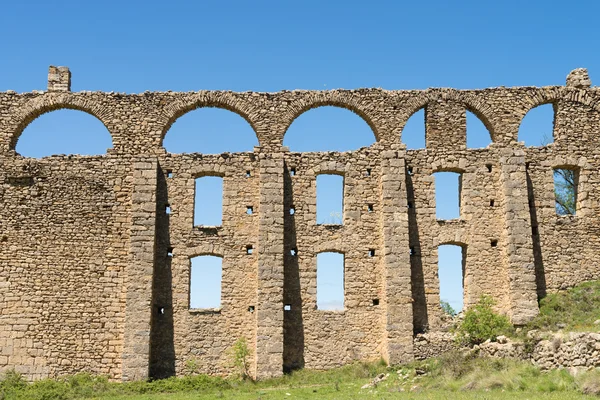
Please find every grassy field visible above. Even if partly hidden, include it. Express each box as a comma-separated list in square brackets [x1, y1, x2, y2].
[2, 281, 600, 399]
[2, 355, 599, 399]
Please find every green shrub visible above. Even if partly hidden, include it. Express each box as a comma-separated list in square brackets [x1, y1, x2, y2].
[455, 295, 513, 345]
[228, 337, 252, 380]
[440, 300, 457, 316]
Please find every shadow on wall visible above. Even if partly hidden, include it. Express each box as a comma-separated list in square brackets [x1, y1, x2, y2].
[526, 168, 547, 300]
[149, 165, 176, 379]
[283, 163, 305, 372]
[406, 165, 428, 333]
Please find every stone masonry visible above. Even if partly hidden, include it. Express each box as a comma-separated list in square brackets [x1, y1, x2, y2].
[0, 67, 599, 381]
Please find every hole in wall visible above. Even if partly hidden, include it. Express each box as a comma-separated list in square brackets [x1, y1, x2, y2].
[407, 166, 414, 175]
[166, 170, 173, 178]
[317, 252, 344, 311]
[554, 168, 578, 216]
[367, 204, 374, 212]
[489, 199, 495, 207]
[245, 170, 251, 178]
[410, 246, 416, 256]
[368, 249, 375, 257]
[438, 244, 465, 314]
[167, 247, 174, 257]
[518, 104, 555, 146]
[165, 204, 171, 214]
[246, 206, 253, 215]
[317, 174, 343, 225]
[283, 106, 375, 152]
[290, 248, 298, 256]
[248, 305, 255, 313]
[16, 109, 113, 158]
[290, 167, 296, 176]
[190, 255, 222, 309]
[194, 176, 223, 227]
[284, 304, 292, 311]
[491, 240, 498, 247]
[372, 299, 379, 306]
[289, 207, 295, 215]
[366, 168, 372, 177]
[486, 164, 492, 173]
[434, 171, 462, 220]
[408, 201, 413, 209]
[401, 108, 425, 150]
[467, 111, 492, 149]
[163, 107, 258, 154]
[246, 245, 254, 255]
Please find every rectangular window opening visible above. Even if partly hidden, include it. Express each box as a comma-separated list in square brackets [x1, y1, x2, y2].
[165, 204, 172, 214]
[372, 299, 379, 306]
[246, 245, 253, 255]
[190, 255, 222, 309]
[434, 171, 462, 220]
[246, 206, 253, 215]
[194, 176, 223, 227]
[317, 252, 344, 311]
[284, 304, 292, 311]
[438, 244, 465, 314]
[554, 168, 578, 216]
[245, 170, 251, 178]
[290, 167, 296, 176]
[166, 170, 173, 178]
[489, 199, 495, 207]
[368, 249, 375, 257]
[491, 240, 498, 247]
[316, 174, 344, 225]
[367, 204, 374, 212]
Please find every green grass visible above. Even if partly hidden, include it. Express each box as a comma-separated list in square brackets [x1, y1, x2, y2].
[527, 280, 600, 332]
[2, 355, 599, 399]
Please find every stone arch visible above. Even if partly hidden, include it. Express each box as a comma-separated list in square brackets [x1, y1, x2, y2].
[184, 242, 226, 259]
[160, 92, 262, 148]
[281, 93, 381, 144]
[9, 94, 115, 152]
[395, 90, 498, 144]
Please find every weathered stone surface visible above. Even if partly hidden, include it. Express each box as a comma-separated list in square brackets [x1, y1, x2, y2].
[0, 67, 599, 381]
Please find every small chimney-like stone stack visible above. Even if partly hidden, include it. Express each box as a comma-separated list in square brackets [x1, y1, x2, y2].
[566, 68, 591, 88]
[47, 66, 71, 92]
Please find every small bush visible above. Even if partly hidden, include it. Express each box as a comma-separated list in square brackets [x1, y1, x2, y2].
[440, 300, 456, 317]
[228, 337, 252, 380]
[455, 295, 513, 345]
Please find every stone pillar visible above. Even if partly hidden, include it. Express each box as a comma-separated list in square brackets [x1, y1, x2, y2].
[47, 66, 71, 92]
[499, 147, 539, 325]
[425, 99, 466, 151]
[255, 149, 284, 378]
[122, 158, 158, 381]
[379, 148, 414, 364]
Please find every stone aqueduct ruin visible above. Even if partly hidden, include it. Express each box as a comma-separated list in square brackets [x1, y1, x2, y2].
[0, 67, 599, 381]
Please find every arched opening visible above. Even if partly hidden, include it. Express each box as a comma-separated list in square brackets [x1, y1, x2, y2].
[401, 108, 425, 150]
[194, 176, 223, 227]
[518, 104, 555, 146]
[316, 252, 344, 311]
[438, 244, 465, 315]
[466, 111, 492, 149]
[189, 255, 223, 309]
[16, 109, 112, 158]
[316, 174, 344, 225]
[284, 106, 375, 152]
[163, 108, 258, 154]
[434, 171, 462, 220]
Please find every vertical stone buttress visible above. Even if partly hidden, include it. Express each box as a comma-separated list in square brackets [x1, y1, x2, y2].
[500, 147, 539, 324]
[380, 148, 414, 363]
[255, 149, 285, 378]
[122, 158, 158, 381]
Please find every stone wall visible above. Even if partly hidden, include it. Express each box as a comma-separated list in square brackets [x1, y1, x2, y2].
[0, 66, 599, 381]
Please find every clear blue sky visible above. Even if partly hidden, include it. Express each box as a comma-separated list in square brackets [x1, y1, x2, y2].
[4, 0, 590, 313]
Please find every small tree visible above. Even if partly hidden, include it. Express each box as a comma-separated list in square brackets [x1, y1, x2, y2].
[455, 295, 512, 346]
[554, 168, 577, 215]
[440, 300, 457, 316]
[228, 337, 252, 380]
